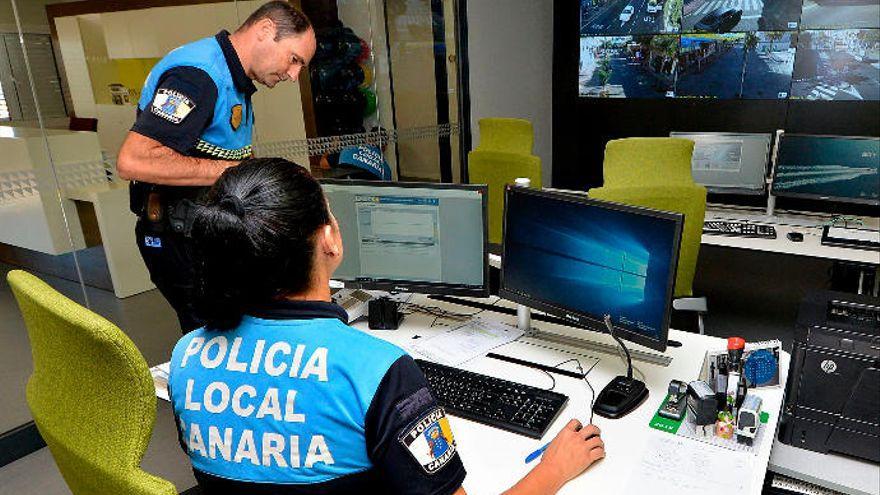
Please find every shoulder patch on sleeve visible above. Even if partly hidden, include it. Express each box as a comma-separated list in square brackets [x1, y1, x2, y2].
[151, 88, 195, 124]
[398, 407, 457, 474]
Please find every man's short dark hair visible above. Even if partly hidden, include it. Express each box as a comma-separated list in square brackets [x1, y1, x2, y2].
[239, 1, 312, 40]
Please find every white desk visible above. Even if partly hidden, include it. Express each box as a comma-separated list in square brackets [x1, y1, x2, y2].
[64, 181, 154, 298]
[703, 207, 880, 265]
[0, 127, 98, 255]
[357, 295, 790, 495]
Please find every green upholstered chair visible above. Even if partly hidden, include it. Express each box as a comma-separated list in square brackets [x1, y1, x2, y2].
[468, 150, 542, 245]
[476, 117, 534, 155]
[589, 138, 709, 333]
[468, 117, 542, 245]
[7, 270, 177, 495]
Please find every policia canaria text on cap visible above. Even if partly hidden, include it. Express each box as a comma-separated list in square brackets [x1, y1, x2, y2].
[117, 1, 316, 333]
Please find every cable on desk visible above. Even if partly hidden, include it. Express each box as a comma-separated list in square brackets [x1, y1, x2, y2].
[464, 296, 501, 319]
[402, 297, 502, 325]
[552, 358, 596, 426]
[539, 369, 556, 392]
[401, 303, 472, 321]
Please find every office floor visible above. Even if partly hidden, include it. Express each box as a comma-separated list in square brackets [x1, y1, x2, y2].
[0, 245, 838, 494]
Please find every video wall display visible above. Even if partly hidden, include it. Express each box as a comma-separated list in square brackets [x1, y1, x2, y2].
[792, 29, 880, 101]
[800, 0, 880, 30]
[579, 36, 679, 98]
[581, 0, 682, 34]
[682, 0, 803, 32]
[578, 0, 879, 100]
[677, 33, 747, 98]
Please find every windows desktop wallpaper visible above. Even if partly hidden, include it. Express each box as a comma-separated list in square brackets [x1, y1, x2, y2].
[503, 193, 680, 342]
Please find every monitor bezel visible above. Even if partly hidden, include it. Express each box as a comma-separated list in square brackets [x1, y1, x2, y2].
[499, 186, 684, 353]
[770, 134, 880, 207]
[320, 179, 490, 297]
[671, 131, 772, 195]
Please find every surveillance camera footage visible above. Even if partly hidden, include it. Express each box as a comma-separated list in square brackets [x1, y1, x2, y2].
[681, 0, 803, 33]
[581, 0, 683, 35]
[677, 33, 746, 98]
[741, 31, 796, 99]
[578, 0, 880, 100]
[791, 29, 880, 101]
[801, 0, 880, 30]
[579, 35, 679, 98]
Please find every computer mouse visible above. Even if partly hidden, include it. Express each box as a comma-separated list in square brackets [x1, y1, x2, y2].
[787, 232, 804, 242]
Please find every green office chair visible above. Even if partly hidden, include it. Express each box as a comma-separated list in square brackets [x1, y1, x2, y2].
[7, 270, 177, 495]
[477, 118, 534, 155]
[589, 138, 709, 333]
[468, 150, 542, 244]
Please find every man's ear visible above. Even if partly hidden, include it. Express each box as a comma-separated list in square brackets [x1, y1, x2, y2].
[257, 18, 275, 41]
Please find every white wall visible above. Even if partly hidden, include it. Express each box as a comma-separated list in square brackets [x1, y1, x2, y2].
[0, 0, 80, 34]
[466, 0, 554, 186]
[53, 1, 309, 163]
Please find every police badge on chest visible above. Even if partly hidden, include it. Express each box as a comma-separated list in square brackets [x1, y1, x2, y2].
[230, 104, 243, 131]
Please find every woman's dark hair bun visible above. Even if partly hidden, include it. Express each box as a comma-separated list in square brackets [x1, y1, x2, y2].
[190, 158, 330, 330]
[218, 195, 246, 217]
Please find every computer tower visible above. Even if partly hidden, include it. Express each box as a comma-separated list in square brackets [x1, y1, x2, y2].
[778, 290, 880, 463]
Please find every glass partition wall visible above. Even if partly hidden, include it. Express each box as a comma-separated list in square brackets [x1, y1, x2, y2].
[0, 0, 466, 487]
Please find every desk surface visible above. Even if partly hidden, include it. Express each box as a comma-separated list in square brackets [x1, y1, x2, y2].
[357, 295, 790, 495]
[703, 207, 879, 265]
[64, 180, 128, 202]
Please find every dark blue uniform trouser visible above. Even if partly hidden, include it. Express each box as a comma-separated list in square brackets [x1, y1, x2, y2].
[135, 219, 204, 333]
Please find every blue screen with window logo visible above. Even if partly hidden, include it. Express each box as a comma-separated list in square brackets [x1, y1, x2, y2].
[503, 192, 680, 342]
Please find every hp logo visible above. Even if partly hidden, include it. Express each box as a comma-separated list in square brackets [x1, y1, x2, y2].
[820, 360, 837, 374]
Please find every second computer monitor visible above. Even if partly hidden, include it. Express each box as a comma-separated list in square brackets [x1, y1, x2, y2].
[321, 180, 489, 296]
[772, 134, 880, 206]
[500, 187, 683, 352]
[671, 132, 771, 195]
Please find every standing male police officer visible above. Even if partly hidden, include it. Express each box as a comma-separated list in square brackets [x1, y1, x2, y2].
[117, 1, 317, 332]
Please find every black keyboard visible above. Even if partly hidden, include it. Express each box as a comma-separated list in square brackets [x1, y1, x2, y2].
[703, 220, 777, 239]
[416, 359, 568, 439]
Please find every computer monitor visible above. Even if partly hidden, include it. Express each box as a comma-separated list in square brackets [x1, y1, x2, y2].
[771, 135, 880, 206]
[671, 132, 771, 195]
[321, 180, 489, 296]
[499, 187, 683, 353]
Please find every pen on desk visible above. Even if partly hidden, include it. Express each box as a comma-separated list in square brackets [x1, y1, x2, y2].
[525, 423, 592, 464]
[525, 443, 549, 464]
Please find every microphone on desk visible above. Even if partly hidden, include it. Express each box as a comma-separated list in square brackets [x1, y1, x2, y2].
[592, 315, 649, 419]
[603, 315, 633, 380]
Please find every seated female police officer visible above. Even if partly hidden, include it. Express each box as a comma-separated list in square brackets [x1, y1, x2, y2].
[168, 158, 605, 494]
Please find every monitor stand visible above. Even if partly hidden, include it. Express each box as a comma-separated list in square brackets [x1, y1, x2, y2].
[515, 305, 672, 367]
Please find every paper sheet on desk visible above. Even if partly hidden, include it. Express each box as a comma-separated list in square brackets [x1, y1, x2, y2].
[150, 362, 170, 402]
[409, 318, 524, 366]
[624, 434, 752, 494]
